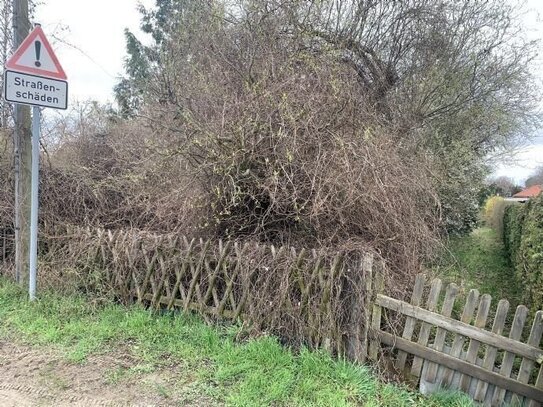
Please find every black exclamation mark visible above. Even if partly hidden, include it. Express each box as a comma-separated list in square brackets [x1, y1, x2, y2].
[34, 41, 41, 67]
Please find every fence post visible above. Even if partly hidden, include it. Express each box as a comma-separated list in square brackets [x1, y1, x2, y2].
[368, 260, 385, 361]
[360, 252, 374, 362]
[344, 252, 372, 363]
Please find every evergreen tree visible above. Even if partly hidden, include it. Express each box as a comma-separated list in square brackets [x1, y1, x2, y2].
[114, 0, 192, 117]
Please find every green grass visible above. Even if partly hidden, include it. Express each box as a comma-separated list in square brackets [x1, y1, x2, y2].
[433, 227, 521, 304]
[0, 277, 474, 406]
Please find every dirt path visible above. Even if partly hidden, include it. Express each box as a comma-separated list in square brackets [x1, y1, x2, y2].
[0, 341, 219, 406]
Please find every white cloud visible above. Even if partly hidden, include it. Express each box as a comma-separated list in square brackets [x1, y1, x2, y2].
[35, 0, 154, 103]
[493, 144, 543, 184]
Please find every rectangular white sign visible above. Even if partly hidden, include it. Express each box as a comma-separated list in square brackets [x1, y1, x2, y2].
[4, 70, 68, 110]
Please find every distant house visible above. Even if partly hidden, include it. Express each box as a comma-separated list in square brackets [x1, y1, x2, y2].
[506, 185, 543, 202]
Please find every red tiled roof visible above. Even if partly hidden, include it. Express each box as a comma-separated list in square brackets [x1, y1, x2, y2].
[513, 185, 543, 198]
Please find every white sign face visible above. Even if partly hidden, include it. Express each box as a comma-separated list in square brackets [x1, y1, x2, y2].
[4, 70, 68, 110]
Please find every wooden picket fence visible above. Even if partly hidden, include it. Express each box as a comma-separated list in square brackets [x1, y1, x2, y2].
[370, 273, 543, 406]
[32, 226, 378, 360]
[1, 225, 542, 405]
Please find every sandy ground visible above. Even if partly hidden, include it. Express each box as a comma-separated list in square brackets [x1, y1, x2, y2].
[0, 341, 220, 406]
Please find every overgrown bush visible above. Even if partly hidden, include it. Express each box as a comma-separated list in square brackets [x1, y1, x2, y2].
[1, 8, 446, 287]
[2, 0, 541, 294]
[116, 0, 541, 242]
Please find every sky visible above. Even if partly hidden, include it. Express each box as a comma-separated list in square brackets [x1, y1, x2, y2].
[32, 0, 543, 185]
[491, 0, 543, 184]
[35, 0, 154, 103]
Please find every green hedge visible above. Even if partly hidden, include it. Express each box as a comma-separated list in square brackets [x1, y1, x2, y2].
[503, 195, 543, 311]
[483, 196, 507, 236]
[503, 204, 524, 264]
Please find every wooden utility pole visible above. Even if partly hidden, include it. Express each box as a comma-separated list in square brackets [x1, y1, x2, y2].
[12, 0, 31, 285]
[1, 1, 13, 128]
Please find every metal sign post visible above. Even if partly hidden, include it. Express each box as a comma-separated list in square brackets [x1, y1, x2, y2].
[29, 106, 40, 300]
[4, 24, 68, 301]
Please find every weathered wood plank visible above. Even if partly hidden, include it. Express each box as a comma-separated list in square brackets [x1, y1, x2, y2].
[183, 240, 211, 311]
[411, 278, 443, 377]
[304, 250, 322, 343]
[377, 330, 543, 402]
[369, 267, 385, 361]
[345, 253, 373, 363]
[217, 244, 241, 315]
[376, 295, 542, 362]
[359, 252, 374, 363]
[459, 293, 492, 392]
[528, 365, 543, 407]
[293, 247, 308, 294]
[167, 240, 194, 310]
[424, 283, 459, 384]
[302, 251, 321, 306]
[491, 305, 529, 406]
[396, 274, 426, 371]
[200, 241, 231, 311]
[151, 256, 169, 309]
[440, 289, 479, 387]
[138, 249, 159, 303]
[143, 293, 238, 319]
[320, 254, 342, 349]
[512, 311, 543, 406]
[473, 299, 510, 402]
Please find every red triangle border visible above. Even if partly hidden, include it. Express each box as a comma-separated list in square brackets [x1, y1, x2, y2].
[5, 26, 67, 80]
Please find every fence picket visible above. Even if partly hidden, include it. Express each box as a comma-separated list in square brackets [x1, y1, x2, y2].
[473, 299, 510, 402]
[459, 293, 492, 393]
[217, 242, 241, 316]
[491, 305, 529, 405]
[512, 311, 543, 406]
[200, 241, 231, 311]
[151, 256, 167, 309]
[183, 240, 211, 312]
[396, 274, 426, 371]
[424, 282, 459, 384]
[360, 253, 374, 363]
[369, 268, 385, 361]
[303, 250, 322, 342]
[411, 278, 443, 377]
[440, 289, 479, 387]
[138, 248, 159, 303]
[528, 365, 543, 407]
[320, 254, 342, 350]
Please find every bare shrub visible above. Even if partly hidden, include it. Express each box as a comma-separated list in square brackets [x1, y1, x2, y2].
[0, 3, 443, 292]
[120, 2, 443, 287]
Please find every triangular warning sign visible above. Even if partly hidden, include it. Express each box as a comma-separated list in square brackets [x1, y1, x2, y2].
[6, 25, 67, 80]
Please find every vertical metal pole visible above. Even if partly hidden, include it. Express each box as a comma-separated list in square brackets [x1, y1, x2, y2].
[29, 106, 39, 300]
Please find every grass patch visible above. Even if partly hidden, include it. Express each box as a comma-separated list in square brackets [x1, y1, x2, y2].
[433, 227, 521, 304]
[0, 277, 474, 406]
